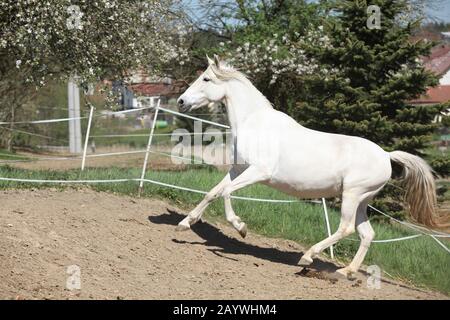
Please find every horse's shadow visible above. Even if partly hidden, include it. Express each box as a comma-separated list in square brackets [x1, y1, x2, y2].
[148, 209, 339, 274]
[148, 209, 429, 292]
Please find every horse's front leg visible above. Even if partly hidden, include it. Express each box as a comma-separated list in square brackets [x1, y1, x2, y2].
[176, 173, 231, 231]
[220, 165, 270, 237]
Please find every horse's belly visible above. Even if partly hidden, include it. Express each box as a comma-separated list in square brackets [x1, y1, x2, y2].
[262, 179, 341, 199]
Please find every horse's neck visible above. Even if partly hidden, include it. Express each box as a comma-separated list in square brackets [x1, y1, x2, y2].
[223, 80, 271, 133]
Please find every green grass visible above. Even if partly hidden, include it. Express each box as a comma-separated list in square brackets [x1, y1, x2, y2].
[90, 125, 176, 148]
[0, 149, 29, 160]
[0, 165, 448, 294]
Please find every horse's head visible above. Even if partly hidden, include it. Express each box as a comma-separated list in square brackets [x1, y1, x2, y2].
[177, 55, 229, 113]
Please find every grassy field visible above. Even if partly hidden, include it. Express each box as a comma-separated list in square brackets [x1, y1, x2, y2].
[0, 149, 29, 161]
[0, 165, 448, 294]
[90, 124, 176, 149]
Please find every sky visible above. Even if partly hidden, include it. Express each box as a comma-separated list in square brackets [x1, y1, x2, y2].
[427, 1, 450, 22]
[182, 0, 450, 23]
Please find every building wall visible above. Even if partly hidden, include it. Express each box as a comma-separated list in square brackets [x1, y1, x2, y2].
[440, 68, 450, 85]
[122, 87, 135, 109]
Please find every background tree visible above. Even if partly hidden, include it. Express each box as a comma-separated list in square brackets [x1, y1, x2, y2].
[192, 0, 446, 155]
[213, 0, 329, 113]
[294, 0, 446, 215]
[296, 0, 439, 154]
[0, 0, 190, 150]
[0, 53, 37, 151]
[0, 0, 189, 84]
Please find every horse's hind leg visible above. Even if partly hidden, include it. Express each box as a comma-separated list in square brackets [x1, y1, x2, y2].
[299, 191, 360, 266]
[336, 186, 384, 276]
[224, 196, 247, 238]
[336, 203, 374, 277]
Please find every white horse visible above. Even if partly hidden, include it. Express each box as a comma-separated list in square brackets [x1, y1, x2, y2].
[175, 55, 437, 277]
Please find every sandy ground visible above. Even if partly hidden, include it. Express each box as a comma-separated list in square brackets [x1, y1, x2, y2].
[0, 188, 447, 300]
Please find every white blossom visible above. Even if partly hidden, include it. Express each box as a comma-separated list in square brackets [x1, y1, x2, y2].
[221, 28, 332, 85]
[1, 0, 190, 84]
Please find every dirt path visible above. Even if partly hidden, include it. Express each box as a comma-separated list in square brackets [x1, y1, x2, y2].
[0, 188, 447, 300]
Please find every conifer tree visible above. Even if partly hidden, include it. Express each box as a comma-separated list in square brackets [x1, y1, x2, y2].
[296, 0, 440, 155]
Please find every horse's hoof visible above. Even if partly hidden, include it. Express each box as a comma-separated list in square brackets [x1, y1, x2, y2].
[336, 267, 356, 280]
[238, 223, 247, 238]
[298, 256, 313, 266]
[175, 222, 190, 232]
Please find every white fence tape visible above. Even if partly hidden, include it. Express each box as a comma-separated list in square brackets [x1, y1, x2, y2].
[0, 153, 30, 159]
[0, 126, 69, 143]
[0, 116, 88, 125]
[368, 205, 450, 237]
[100, 105, 153, 115]
[430, 235, 450, 253]
[0, 177, 134, 184]
[0, 175, 317, 204]
[346, 234, 423, 243]
[0, 105, 154, 126]
[91, 132, 232, 138]
[140, 178, 311, 205]
[157, 106, 230, 129]
[0, 148, 195, 164]
[368, 204, 450, 251]
[0, 127, 210, 148]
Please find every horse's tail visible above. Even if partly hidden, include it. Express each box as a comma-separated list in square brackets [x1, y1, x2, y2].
[389, 151, 437, 227]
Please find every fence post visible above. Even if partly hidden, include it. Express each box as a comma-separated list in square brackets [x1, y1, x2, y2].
[138, 99, 160, 196]
[321, 198, 334, 259]
[81, 105, 94, 171]
[68, 76, 82, 154]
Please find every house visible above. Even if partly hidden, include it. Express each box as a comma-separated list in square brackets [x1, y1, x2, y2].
[114, 72, 186, 109]
[422, 44, 450, 85]
[112, 80, 136, 108]
[129, 78, 186, 109]
[411, 85, 450, 106]
[112, 70, 187, 126]
[128, 77, 186, 126]
[409, 41, 450, 154]
[411, 44, 450, 123]
[441, 32, 450, 42]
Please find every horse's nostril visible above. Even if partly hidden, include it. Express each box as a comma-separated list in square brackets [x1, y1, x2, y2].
[178, 99, 184, 106]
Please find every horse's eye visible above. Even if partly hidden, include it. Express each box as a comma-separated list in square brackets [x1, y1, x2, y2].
[203, 77, 211, 82]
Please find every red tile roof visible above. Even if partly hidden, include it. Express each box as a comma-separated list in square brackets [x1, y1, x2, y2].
[411, 85, 450, 104]
[129, 81, 186, 97]
[422, 44, 450, 76]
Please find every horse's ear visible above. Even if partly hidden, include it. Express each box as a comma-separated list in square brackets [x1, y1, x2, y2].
[206, 55, 215, 66]
[213, 54, 221, 68]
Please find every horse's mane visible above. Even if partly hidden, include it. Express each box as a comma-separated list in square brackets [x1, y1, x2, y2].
[209, 61, 274, 109]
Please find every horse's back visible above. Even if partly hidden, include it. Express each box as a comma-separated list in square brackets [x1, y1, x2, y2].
[241, 109, 391, 197]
